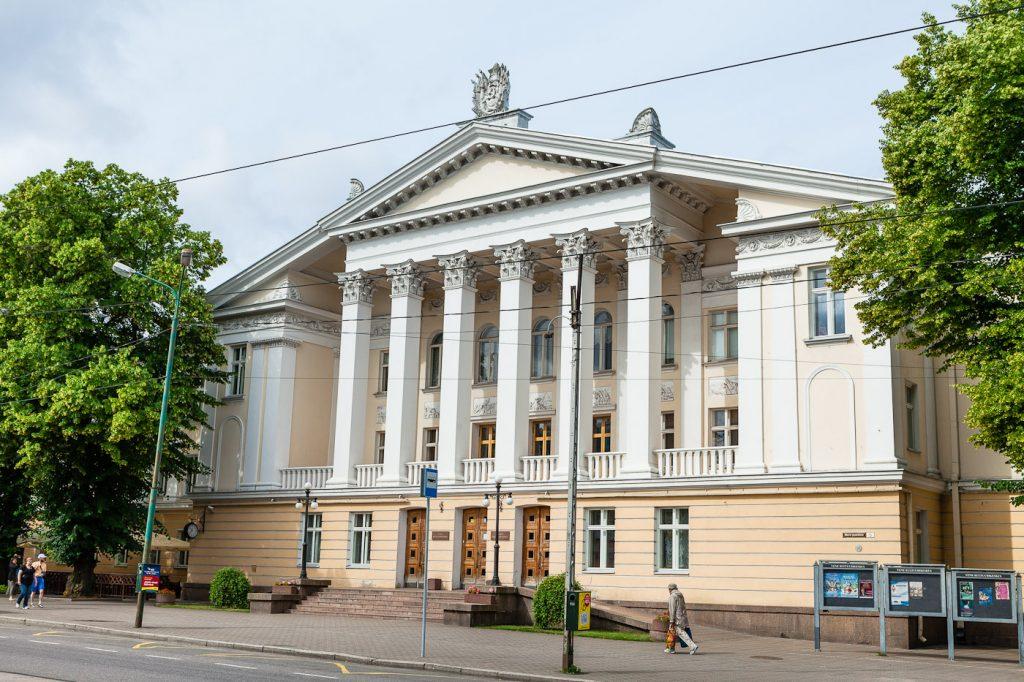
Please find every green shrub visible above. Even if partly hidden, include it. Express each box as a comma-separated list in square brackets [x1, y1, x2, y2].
[209, 567, 251, 609]
[532, 573, 582, 628]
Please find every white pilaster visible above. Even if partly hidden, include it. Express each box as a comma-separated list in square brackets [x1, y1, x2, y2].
[734, 270, 766, 474]
[327, 270, 374, 487]
[380, 260, 425, 486]
[764, 266, 801, 473]
[437, 252, 478, 484]
[923, 355, 940, 475]
[613, 263, 629, 440]
[677, 247, 704, 449]
[493, 241, 535, 482]
[240, 337, 299, 490]
[553, 229, 597, 480]
[618, 219, 665, 478]
[863, 339, 903, 469]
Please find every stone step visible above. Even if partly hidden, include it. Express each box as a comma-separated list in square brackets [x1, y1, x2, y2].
[288, 587, 473, 621]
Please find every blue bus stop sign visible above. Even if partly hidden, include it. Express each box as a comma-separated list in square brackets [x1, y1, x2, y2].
[421, 468, 438, 498]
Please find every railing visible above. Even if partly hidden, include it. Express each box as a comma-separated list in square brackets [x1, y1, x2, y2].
[584, 451, 625, 480]
[655, 447, 736, 478]
[355, 464, 384, 488]
[462, 458, 495, 484]
[280, 466, 334, 490]
[522, 455, 557, 482]
[406, 461, 434, 486]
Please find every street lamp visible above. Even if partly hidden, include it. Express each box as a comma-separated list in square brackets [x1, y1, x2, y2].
[295, 482, 319, 580]
[114, 248, 192, 629]
[482, 475, 512, 586]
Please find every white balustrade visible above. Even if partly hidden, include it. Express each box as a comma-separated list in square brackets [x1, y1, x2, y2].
[522, 455, 557, 482]
[406, 461, 434, 486]
[279, 466, 334, 490]
[355, 463, 384, 488]
[584, 452, 625, 480]
[461, 458, 495, 484]
[655, 447, 736, 478]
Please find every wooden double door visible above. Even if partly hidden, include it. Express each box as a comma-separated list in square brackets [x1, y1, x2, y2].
[460, 507, 488, 585]
[520, 506, 551, 586]
[404, 508, 425, 586]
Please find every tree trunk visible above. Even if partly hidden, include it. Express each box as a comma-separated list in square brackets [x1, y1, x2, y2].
[66, 555, 98, 597]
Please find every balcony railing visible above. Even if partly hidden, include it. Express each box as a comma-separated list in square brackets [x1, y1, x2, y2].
[355, 463, 384, 488]
[655, 447, 736, 478]
[462, 458, 495, 484]
[522, 455, 557, 482]
[406, 461, 434, 486]
[280, 466, 334, 490]
[584, 451, 625, 480]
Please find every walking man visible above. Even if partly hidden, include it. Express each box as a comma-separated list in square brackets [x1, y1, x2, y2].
[30, 554, 46, 608]
[6, 556, 19, 602]
[16, 557, 35, 610]
[665, 583, 698, 655]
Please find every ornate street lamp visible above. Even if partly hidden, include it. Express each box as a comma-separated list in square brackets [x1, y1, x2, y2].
[482, 475, 513, 586]
[295, 482, 319, 580]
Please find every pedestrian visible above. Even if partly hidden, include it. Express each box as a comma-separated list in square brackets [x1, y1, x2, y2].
[665, 583, 698, 655]
[30, 554, 47, 608]
[6, 556, 20, 602]
[16, 557, 35, 610]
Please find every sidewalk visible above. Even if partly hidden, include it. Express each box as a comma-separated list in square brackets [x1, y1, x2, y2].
[2, 599, 1022, 680]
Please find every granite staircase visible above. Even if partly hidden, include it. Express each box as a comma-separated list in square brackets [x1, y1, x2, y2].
[291, 587, 466, 621]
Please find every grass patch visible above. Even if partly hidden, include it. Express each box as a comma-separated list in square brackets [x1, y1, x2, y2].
[483, 625, 651, 642]
[156, 603, 250, 613]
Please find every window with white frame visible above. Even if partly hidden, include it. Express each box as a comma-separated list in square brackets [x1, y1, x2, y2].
[593, 311, 613, 372]
[349, 512, 372, 567]
[710, 408, 739, 447]
[709, 310, 738, 361]
[531, 318, 555, 378]
[585, 509, 615, 571]
[661, 412, 676, 450]
[425, 333, 442, 389]
[227, 345, 247, 396]
[662, 302, 675, 366]
[905, 383, 920, 451]
[147, 550, 161, 565]
[477, 325, 499, 383]
[656, 508, 690, 571]
[374, 431, 386, 464]
[114, 549, 129, 566]
[422, 428, 438, 461]
[378, 351, 390, 393]
[302, 513, 323, 566]
[809, 267, 846, 337]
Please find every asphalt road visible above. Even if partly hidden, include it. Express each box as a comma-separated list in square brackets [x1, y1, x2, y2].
[0, 620, 484, 681]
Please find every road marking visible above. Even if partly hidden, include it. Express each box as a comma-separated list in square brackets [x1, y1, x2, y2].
[145, 655, 182, 661]
[133, 641, 193, 650]
[32, 631, 65, 637]
[292, 674, 336, 679]
[335, 664, 350, 674]
[215, 663, 258, 670]
[333, 664, 454, 679]
[84, 646, 118, 653]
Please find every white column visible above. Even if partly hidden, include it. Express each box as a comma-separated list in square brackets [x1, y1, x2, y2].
[437, 252, 478, 485]
[553, 229, 596, 481]
[733, 270, 766, 474]
[618, 219, 664, 478]
[256, 338, 298, 487]
[327, 270, 374, 487]
[493, 241, 535, 482]
[764, 267, 801, 472]
[923, 355, 940, 475]
[863, 339, 902, 469]
[380, 260, 424, 486]
[677, 247, 704, 449]
[613, 263, 629, 440]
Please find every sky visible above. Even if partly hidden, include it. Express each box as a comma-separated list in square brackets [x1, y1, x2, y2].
[1, 0, 953, 286]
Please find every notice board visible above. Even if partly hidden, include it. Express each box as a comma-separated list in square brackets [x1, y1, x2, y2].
[952, 569, 1018, 623]
[883, 564, 946, 617]
[820, 560, 878, 611]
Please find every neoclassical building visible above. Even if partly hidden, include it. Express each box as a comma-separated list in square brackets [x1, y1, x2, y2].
[168, 67, 1021, 625]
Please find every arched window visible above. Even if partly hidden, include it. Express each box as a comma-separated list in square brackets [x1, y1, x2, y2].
[531, 318, 555, 378]
[593, 310, 613, 372]
[662, 301, 675, 366]
[425, 332, 443, 389]
[477, 325, 499, 383]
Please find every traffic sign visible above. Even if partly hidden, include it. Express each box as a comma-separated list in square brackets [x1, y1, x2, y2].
[420, 468, 438, 499]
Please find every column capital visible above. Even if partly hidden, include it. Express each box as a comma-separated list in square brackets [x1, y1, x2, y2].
[677, 245, 705, 283]
[554, 228, 598, 271]
[765, 265, 797, 283]
[336, 269, 375, 305]
[492, 240, 536, 281]
[617, 218, 666, 261]
[732, 270, 764, 289]
[437, 250, 479, 290]
[384, 259, 425, 299]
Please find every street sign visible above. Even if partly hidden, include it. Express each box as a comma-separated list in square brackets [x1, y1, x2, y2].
[138, 563, 160, 592]
[420, 468, 438, 499]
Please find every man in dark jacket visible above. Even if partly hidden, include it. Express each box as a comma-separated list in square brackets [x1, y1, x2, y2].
[6, 556, 19, 602]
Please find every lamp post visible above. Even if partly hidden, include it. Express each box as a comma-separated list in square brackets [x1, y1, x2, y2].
[295, 482, 319, 580]
[483, 475, 512, 586]
[562, 254, 583, 672]
[114, 248, 192, 629]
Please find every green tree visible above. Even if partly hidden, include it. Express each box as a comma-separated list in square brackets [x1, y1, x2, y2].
[0, 159, 225, 594]
[819, 1, 1024, 500]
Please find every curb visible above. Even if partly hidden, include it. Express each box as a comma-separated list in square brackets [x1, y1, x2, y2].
[0, 615, 590, 681]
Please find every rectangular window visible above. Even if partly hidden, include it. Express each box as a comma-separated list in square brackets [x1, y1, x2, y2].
[661, 412, 676, 450]
[592, 415, 612, 454]
[809, 267, 846, 337]
[175, 550, 189, 569]
[531, 419, 552, 457]
[914, 509, 929, 563]
[227, 345, 247, 396]
[657, 508, 690, 571]
[378, 351, 390, 393]
[905, 383, 920, 451]
[709, 310, 738, 361]
[349, 512, 372, 567]
[303, 513, 323, 566]
[146, 550, 161, 565]
[114, 549, 129, 566]
[477, 423, 496, 458]
[423, 428, 438, 462]
[710, 408, 739, 447]
[374, 431, 386, 464]
[585, 509, 615, 571]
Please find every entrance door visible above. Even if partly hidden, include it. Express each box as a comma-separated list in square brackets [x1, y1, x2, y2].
[404, 508, 425, 587]
[520, 506, 551, 586]
[460, 507, 488, 585]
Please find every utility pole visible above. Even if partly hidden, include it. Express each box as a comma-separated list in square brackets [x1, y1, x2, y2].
[562, 253, 583, 673]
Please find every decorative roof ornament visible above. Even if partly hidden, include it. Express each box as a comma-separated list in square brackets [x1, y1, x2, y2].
[616, 106, 675, 149]
[347, 178, 364, 202]
[471, 63, 511, 117]
[735, 197, 762, 222]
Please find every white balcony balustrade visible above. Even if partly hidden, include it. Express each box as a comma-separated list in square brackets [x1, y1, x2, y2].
[522, 455, 557, 482]
[655, 447, 736, 478]
[406, 461, 435, 486]
[280, 466, 334, 490]
[584, 451, 625, 480]
[462, 458, 495, 484]
[355, 464, 384, 488]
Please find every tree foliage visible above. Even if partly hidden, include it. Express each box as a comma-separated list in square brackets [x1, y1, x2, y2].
[0, 159, 225, 593]
[818, 1, 1024, 500]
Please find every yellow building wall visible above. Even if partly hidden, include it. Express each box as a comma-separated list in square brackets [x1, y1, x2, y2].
[957, 491, 1024, 572]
